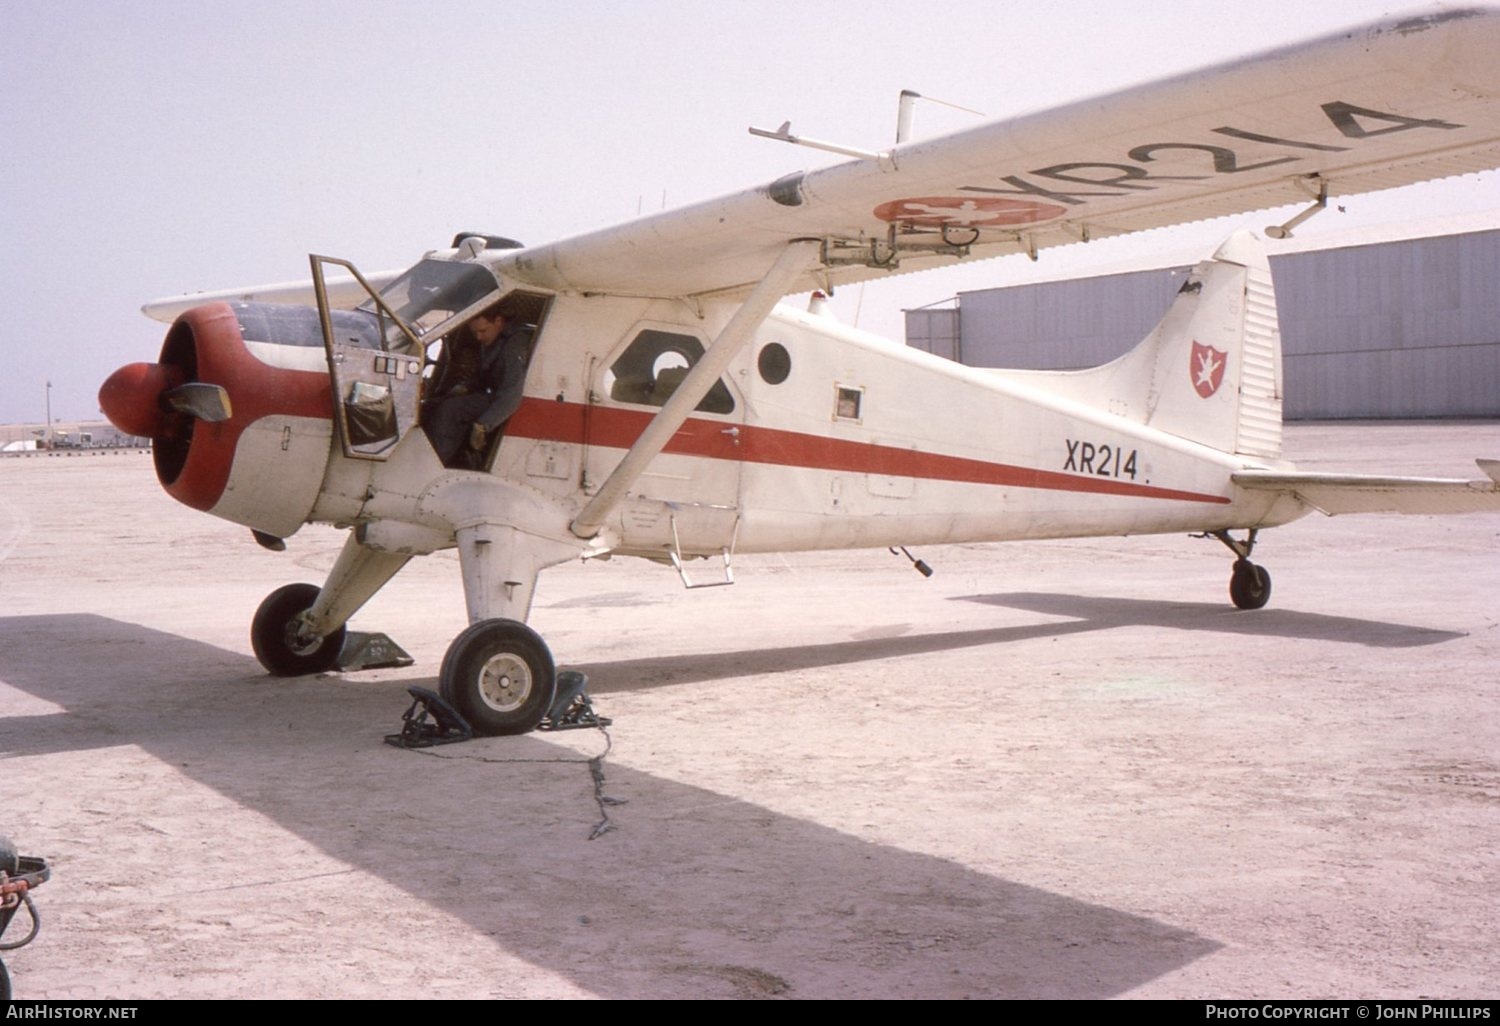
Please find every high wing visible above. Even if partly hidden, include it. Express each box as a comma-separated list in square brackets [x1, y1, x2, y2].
[1234, 461, 1500, 516]
[498, 6, 1500, 302]
[143, 271, 405, 324]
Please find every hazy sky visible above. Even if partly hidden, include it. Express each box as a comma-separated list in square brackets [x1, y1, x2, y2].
[3, 0, 1495, 425]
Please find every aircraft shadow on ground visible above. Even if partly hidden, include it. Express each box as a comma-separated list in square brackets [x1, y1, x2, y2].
[956, 592, 1465, 648]
[0, 613, 1217, 998]
[569, 590, 1460, 696]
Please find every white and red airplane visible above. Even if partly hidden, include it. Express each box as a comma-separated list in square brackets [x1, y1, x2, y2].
[99, 8, 1500, 736]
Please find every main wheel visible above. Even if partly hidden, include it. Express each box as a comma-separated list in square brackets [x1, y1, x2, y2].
[251, 583, 346, 676]
[439, 619, 556, 736]
[1229, 559, 1272, 610]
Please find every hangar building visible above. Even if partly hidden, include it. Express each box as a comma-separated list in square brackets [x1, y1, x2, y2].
[904, 213, 1500, 419]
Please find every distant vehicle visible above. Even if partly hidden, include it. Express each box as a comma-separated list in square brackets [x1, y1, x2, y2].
[100, 9, 1500, 736]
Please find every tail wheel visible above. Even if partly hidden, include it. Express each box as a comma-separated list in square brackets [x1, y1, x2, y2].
[439, 619, 556, 736]
[1229, 559, 1272, 610]
[251, 583, 346, 676]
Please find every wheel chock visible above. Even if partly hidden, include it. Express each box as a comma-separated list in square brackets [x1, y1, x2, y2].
[385, 687, 473, 748]
[338, 631, 415, 671]
[538, 670, 612, 732]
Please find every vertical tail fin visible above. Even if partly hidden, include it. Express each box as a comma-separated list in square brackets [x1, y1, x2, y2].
[998, 230, 1284, 458]
[1159, 231, 1283, 458]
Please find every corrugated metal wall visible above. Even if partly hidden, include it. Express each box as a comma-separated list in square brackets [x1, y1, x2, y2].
[904, 307, 961, 362]
[904, 228, 1500, 419]
[1275, 231, 1500, 417]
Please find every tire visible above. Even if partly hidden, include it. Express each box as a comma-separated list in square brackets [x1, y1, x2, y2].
[250, 583, 346, 676]
[439, 619, 556, 736]
[1229, 559, 1272, 610]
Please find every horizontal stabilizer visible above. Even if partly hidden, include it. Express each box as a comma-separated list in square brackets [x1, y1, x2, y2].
[1233, 462, 1500, 516]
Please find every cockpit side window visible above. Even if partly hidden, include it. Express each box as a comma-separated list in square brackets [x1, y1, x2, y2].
[362, 259, 499, 325]
[604, 329, 735, 415]
[358, 259, 502, 351]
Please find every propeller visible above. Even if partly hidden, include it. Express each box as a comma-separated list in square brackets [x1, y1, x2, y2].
[98, 364, 231, 439]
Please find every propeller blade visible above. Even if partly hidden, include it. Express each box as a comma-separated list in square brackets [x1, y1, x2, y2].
[162, 382, 232, 422]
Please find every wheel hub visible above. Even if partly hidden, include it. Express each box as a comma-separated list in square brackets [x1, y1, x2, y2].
[282, 618, 324, 657]
[477, 653, 533, 713]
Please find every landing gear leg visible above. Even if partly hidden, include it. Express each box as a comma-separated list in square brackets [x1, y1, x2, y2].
[250, 534, 411, 676]
[1206, 528, 1273, 611]
[438, 523, 576, 736]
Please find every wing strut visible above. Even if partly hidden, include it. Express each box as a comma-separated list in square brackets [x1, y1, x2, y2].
[570, 239, 821, 539]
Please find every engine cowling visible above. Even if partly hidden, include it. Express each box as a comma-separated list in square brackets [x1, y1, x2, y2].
[99, 302, 338, 538]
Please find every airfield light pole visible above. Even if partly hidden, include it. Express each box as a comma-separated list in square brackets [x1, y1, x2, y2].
[44, 380, 52, 450]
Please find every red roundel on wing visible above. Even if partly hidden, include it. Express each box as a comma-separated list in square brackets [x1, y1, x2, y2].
[873, 196, 1067, 227]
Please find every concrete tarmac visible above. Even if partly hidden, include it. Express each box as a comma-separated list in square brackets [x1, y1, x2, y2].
[1, 421, 1497, 998]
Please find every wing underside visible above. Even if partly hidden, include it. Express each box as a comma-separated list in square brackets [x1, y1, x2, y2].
[499, 7, 1500, 301]
[143, 8, 1500, 320]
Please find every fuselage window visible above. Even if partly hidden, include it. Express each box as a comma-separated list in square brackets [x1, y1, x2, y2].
[605, 329, 735, 414]
[758, 341, 791, 385]
[835, 385, 863, 422]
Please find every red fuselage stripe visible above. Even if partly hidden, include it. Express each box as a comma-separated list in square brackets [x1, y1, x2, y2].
[505, 398, 1231, 505]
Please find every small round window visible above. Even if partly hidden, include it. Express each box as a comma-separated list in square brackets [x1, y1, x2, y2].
[758, 342, 791, 385]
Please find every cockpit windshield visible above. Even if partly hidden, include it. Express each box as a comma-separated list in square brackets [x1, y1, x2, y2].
[357, 258, 502, 352]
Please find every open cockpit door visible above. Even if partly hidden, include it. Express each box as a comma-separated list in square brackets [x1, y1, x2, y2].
[310, 254, 502, 461]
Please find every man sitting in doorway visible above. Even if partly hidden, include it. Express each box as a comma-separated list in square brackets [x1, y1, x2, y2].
[422, 295, 534, 468]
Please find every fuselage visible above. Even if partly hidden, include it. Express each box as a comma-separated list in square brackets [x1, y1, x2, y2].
[494, 297, 1301, 558]
[101, 280, 1304, 566]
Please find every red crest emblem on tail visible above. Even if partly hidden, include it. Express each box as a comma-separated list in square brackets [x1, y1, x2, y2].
[1190, 341, 1228, 399]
